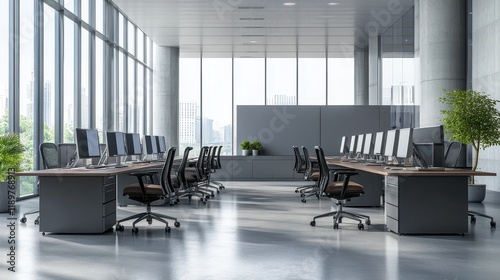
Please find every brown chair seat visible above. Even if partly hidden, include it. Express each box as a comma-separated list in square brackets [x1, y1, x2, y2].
[309, 172, 320, 181]
[325, 181, 364, 198]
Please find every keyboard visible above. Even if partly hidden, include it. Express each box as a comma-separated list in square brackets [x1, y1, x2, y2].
[85, 165, 107, 169]
[415, 167, 445, 171]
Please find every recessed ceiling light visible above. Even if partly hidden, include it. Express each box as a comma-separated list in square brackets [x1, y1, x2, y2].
[283, 2, 296, 6]
[328, 2, 339, 5]
[250, 40, 258, 44]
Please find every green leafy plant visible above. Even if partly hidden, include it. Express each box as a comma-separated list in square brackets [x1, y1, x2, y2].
[0, 134, 25, 181]
[240, 140, 251, 150]
[438, 89, 500, 183]
[250, 140, 263, 151]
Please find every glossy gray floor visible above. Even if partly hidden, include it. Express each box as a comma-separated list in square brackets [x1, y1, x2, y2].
[1, 181, 500, 280]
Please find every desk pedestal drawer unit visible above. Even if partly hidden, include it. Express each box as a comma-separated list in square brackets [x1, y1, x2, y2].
[39, 176, 116, 234]
[385, 175, 468, 235]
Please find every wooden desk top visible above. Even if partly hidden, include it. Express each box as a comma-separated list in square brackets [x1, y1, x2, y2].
[325, 158, 496, 177]
[15, 162, 165, 177]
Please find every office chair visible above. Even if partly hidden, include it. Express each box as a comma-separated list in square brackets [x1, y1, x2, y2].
[299, 146, 320, 203]
[20, 142, 58, 225]
[292, 146, 309, 193]
[444, 142, 496, 228]
[310, 146, 371, 230]
[181, 146, 213, 203]
[209, 145, 226, 190]
[115, 147, 181, 234]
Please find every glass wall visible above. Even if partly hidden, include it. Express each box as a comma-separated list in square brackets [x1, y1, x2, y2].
[180, 52, 356, 155]
[381, 7, 415, 105]
[4, 0, 154, 198]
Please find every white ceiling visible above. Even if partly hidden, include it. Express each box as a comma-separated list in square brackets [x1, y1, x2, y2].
[113, 0, 414, 57]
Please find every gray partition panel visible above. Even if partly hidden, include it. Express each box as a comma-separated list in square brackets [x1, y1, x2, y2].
[237, 106, 320, 156]
[320, 106, 382, 156]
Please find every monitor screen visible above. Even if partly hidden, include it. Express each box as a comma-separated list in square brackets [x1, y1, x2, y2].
[144, 135, 158, 154]
[339, 136, 348, 154]
[75, 128, 101, 158]
[106, 131, 127, 157]
[384, 129, 399, 157]
[363, 133, 373, 155]
[356, 134, 364, 154]
[373, 132, 384, 155]
[156, 136, 166, 153]
[396, 128, 413, 158]
[125, 133, 142, 155]
[349, 135, 357, 153]
[413, 125, 444, 144]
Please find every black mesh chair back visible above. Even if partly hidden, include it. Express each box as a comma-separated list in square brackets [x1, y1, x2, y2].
[314, 146, 330, 192]
[444, 142, 463, 168]
[215, 145, 223, 169]
[40, 143, 59, 169]
[177, 147, 193, 188]
[195, 146, 209, 180]
[159, 147, 177, 194]
[293, 146, 305, 173]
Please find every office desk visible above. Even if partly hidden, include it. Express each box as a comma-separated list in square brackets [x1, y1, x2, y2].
[327, 159, 496, 234]
[16, 163, 163, 234]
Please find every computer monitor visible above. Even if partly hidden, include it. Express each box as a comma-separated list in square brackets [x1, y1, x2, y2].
[396, 128, 413, 159]
[349, 135, 357, 155]
[125, 133, 142, 156]
[156, 136, 166, 154]
[384, 129, 399, 158]
[75, 128, 101, 159]
[363, 133, 373, 155]
[373, 132, 385, 155]
[106, 132, 127, 157]
[144, 135, 158, 155]
[355, 134, 364, 154]
[413, 125, 444, 144]
[339, 136, 349, 154]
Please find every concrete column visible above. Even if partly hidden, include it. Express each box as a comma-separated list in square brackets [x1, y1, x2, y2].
[418, 0, 466, 126]
[153, 46, 179, 149]
[354, 49, 369, 105]
[368, 34, 380, 105]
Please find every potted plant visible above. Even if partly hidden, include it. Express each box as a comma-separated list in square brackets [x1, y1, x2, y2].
[0, 134, 25, 213]
[250, 140, 263, 156]
[240, 140, 251, 156]
[438, 89, 500, 202]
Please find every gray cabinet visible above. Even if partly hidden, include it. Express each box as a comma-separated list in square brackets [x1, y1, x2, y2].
[385, 175, 468, 235]
[40, 176, 117, 234]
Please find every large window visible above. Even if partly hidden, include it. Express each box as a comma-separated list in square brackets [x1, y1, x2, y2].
[2, 0, 153, 199]
[19, 0, 36, 196]
[267, 58, 297, 105]
[0, 1, 10, 130]
[63, 17, 75, 142]
[298, 57, 326, 105]
[179, 56, 201, 156]
[44, 5, 56, 142]
[328, 58, 355, 105]
[202, 57, 232, 154]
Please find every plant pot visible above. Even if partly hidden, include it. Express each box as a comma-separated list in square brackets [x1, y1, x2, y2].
[0, 181, 8, 213]
[242, 150, 251, 156]
[252, 150, 259, 156]
[468, 184, 486, 203]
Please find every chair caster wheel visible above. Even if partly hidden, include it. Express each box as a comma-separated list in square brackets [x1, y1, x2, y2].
[358, 223, 364, 230]
[471, 216, 476, 223]
[333, 223, 339, 229]
[366, 220, 371, 225]
[206, 195, 211, 200]
[200, 198, 204, 202]
[338, 217, 343, 223]
[176, 198, 180, 203]
[42, 232, 45, 236]
[116, 224, 124, 232]
[491, 221, 496, 228]
[132, 227, 139, 234]
[20, 217, 27, 223]
[310, 221, 316, 227]
[300, 194, 305, 198]
[165, 227, 171, 233]
[174, 221, 181, 228]
[301, 199, 306, 203]
[295, 190, 299, 193]
[34, 219, 40, 225]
